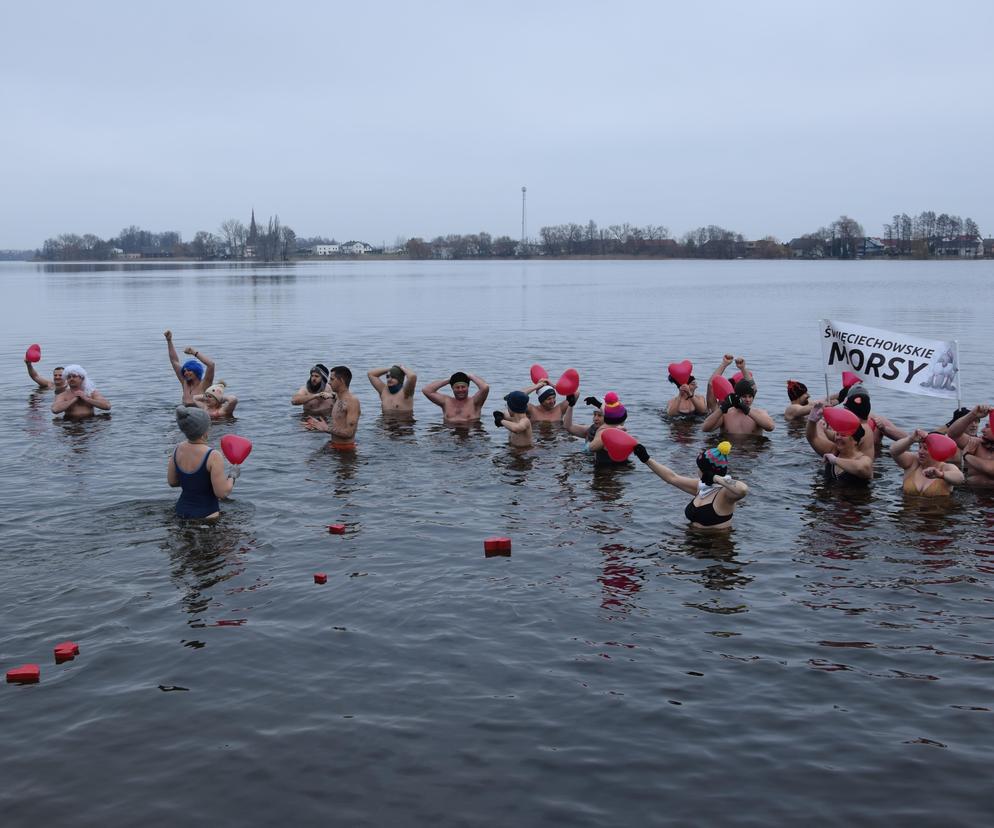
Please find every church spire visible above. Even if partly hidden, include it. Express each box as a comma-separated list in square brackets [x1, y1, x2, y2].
[248, 208, 258, 243]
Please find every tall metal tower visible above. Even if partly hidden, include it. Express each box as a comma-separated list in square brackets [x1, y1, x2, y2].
[521, 186, 527, 247]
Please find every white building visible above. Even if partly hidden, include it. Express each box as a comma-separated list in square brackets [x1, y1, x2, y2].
[315, 244, 340, 255]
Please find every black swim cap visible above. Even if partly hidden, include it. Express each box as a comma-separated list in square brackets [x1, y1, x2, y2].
[450, 371, 470, 387]
[734, 378, 756, 397]
[843, 386, 871, 420]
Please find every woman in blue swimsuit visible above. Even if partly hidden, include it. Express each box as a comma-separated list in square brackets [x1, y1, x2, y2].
[167, 405, 238, 520]
[632, 441, 748, 530]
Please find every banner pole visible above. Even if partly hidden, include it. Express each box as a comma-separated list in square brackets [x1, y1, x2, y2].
[820, 319, 831, 399]
[955, 339, 961, 409]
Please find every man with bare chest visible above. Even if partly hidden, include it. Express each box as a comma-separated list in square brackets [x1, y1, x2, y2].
[292, 364, 335, 416]
[51, 365, 112, 419]
[367, 363, 417, 416]
[422, 371, 489, 424]
[304, 366, 361, 448]
[947, 404, 994, 487]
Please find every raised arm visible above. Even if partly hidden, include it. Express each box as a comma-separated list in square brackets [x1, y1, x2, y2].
[25, 360, 52, 389]
[805, 404, 834, 456]
[520, 379, 548, 395]
[400, 365, 418, 398]
[947, 405, 989, 443]
[715, 473, 748, 502]
[872, 414, 907, 441]
[889, 430, 921, 469]
[706, 354, 734, 409]
[165, 330, 183, 380]
[632, 444, 699, 495]
[422, 378, 449, 408]
[468, 373, 490, 408]
[367, 367, 388, 394]
[185, 347, 215, 389]
[562, 400, 588, 437]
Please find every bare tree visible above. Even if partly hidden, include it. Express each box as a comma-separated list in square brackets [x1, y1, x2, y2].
[219, 219, 247, 258]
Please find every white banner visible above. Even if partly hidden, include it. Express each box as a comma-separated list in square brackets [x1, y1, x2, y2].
[820, 319, 959, 399]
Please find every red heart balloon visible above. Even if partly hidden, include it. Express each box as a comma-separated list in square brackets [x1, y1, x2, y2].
[667, 360, 693, 386]
[924, 432, 957, 462]
[822, 406, 860, 436]
[842, 371, 862, 389]
[731, 371, 743, 384]
[600, 427, 637, 462]
[220, 434, 253, 465]
[555, 368, 579, 396]
[25, 344, 41, 363]
[530, 364, 547, 384]
[711, 375, 734, 402]
[989, 412, 994, 434]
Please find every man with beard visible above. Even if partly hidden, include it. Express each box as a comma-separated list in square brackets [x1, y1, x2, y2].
[422, 370, 489, 423]
[946, 404, 994, 487]
[292, 364, 335, 415]
[367, 364, 418, 415]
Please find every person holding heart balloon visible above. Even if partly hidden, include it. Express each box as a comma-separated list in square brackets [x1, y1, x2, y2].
[665, 360, 706, 416]
[891, 429, 963, 496]
[805, 402, 873, 484]
[520, 379, 570, 423]
[631, 440, 748, 529]
[167, 405, 238, 520]
[702, 376, 775, 435]
[706, 354, 753, 411]
[585, 392, 635, 468]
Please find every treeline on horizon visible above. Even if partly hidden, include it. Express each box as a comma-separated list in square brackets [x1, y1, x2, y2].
[30, 209, 986, 262]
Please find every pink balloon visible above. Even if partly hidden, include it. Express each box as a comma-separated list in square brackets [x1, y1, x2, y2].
[711, 375, 734, 402]
[220, 434, 253, 465]
[530, 364, 548, 384]
[842, 371, 862, 389]
[600, 427, 637, 462]
[668, 360, 693, 386]
[822, 406, 860, 436]
[924, 432, 957, 462]
[25, 344, 41, 363]
[555, 368, 579, 396]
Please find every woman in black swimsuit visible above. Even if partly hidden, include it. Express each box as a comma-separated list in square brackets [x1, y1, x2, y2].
[805, 401, 873, 484]
[632, 441, 748, 530]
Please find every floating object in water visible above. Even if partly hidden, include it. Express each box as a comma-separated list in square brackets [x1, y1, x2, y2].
[54, 641, 79, 663]
[530, 364, 547, 383]
[822, 406, 860, 436]
[6, 664, 40, 684]
[668, 360, 693, 386]
[25, 344, 41, 363]
[601, 428, 637, 461]
[711, 375, 734, 402]
[314, 573, 328, 584]
[483, 537, 512, 556]
[924, 432, 957, 462]
[555, 368, 580, 396]
[220, 435, 253, 465]
[327, 524, 346, 535]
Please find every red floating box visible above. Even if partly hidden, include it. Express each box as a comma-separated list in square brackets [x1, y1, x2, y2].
[327, 524, 346, 535]
[6, 664, 41, 684]
[483, 537, 512, 556]
[54, 648, 75, 664]
[54, 641, 80, 655]
[314, 573, 328, 584]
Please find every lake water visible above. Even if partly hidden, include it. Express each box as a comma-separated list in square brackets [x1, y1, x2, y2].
[1, 258, 993, 826]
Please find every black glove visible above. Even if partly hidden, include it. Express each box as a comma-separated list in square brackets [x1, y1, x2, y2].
[633, 443, 650, 463]
[566, 393, 577, 407]
[493, 411, 504, 427]
[585, 396, 602, 409]
[720, 394, 737, 413]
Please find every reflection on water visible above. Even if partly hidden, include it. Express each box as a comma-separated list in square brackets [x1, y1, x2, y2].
[598, 542, 645, 617]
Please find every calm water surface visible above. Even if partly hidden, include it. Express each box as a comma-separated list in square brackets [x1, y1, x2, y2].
[1, 259, 993, 826]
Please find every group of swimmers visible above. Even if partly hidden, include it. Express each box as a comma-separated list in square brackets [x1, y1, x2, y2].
[25, 335, 994, 528]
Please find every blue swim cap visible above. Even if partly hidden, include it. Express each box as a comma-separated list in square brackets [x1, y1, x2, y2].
[181, 359, 205, 380]
[504, 390, 529, 414]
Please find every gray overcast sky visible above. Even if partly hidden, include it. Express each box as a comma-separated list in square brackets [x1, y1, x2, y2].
[2, 1, 992, 248]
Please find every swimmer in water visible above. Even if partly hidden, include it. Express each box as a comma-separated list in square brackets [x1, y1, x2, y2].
[195, 381, 238, 419]
[422, 371, 489, 423]
[838, 385, 906, 456]
[50, 365, 111, 419]
[666, 365, 707, 416]
[706, 355, 753, 410]
[292, 364, 335, 416]
[805, 402, 873, 484]
[702, 377, 775, 435]
[946, 404, 994, 488]
[783, 380, 815, 422]
[519, 379, 571, 423]
[493, 390, 533, 447]
[633, 440, 748, 529]
[165, 330, 215, 404]
[368, 363, 417, 415]
[168, 405, 238, 520]
[891, 429, 964, 497]
[563, 395, 606, 445]
[304, 366, 361, 448]
[586, 392, 633, 468]
[25, 359, 66, 393]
